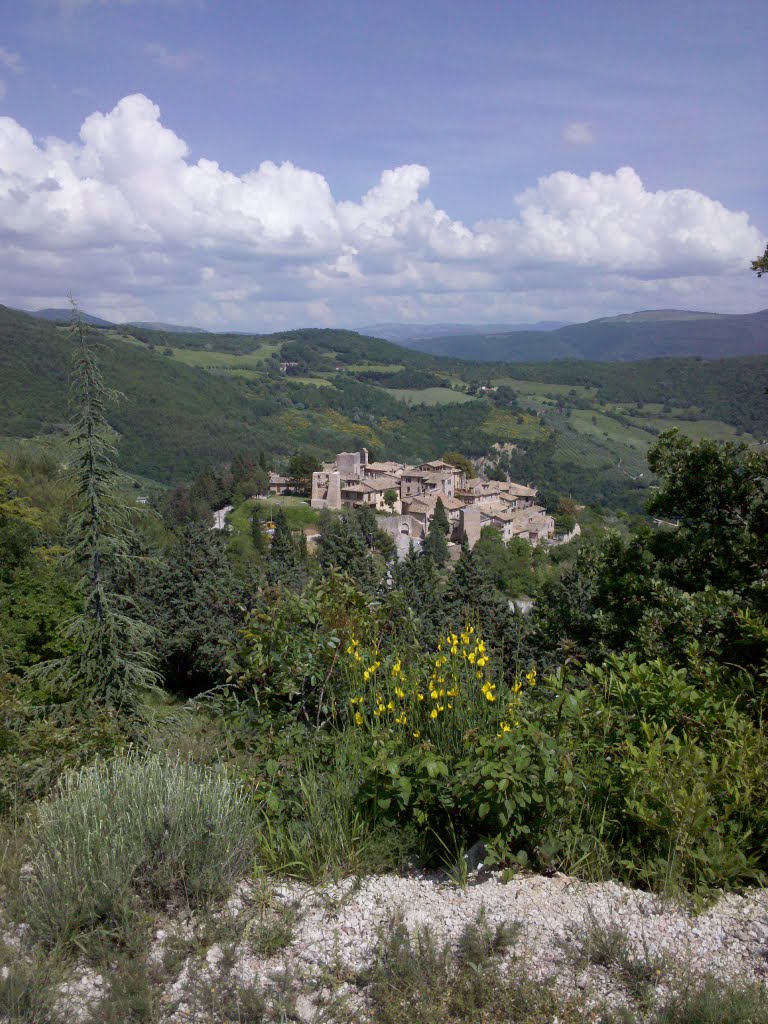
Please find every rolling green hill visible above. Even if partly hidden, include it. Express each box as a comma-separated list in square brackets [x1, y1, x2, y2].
[2, 305, 766, 512]
[0, 307, 529, 484]
[404, 308, 768, 362]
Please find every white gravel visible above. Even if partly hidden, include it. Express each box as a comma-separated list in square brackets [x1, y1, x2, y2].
[6, 871, 767, 1022]
[169, 870, 768, 1021]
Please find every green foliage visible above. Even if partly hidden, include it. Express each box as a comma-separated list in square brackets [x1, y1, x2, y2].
[0, 672, 126, 814]
[647, 430, 768, 595]
[653, 973, 768, 1024]
[25, 311, 160, 727]
[0, 464, 46, 582]
[18, 753, 255, 956]
[543, 655, 768, 893]
[287, 450, 321, 492]
[383, 486, 398, 510]
[363, 911, 560, 1024]
[422, 498, 449, 566]
[317, 509, 379, 589]
[230, 573, 375, 725]
[473, 528, 544, 597]
[0, 559, 80, 674]
[137, 523, 251, 695]
[442, 451, 475, 478]
[752, 241, 768, 277]
[0, 944, 67, 1024]
[252, 736, 406, 882]
[265, 507, 304, 587]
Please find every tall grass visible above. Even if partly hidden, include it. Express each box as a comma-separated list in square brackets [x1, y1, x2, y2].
[254, 737, 407, 882]
[18, 753, 255, 954]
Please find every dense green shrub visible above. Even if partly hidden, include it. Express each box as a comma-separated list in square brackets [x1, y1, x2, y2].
[536, 655, 768, 892]
[0, 674, 126, 813]
[19, 753, 255, 953]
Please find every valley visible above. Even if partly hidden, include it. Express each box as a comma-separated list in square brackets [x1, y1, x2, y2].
[2, 304, 766, 514]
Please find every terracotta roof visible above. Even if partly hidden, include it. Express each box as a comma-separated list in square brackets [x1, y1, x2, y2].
[342, 481, 378, 494]
[404, 493, 465, 513]
[361, 475, 400, 492]
[415, 460, 456, 471]
[364, 461, 404, 473]
[499, 481, 538, 497]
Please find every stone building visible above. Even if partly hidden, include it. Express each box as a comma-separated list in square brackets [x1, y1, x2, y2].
[310, 448, 554, 552]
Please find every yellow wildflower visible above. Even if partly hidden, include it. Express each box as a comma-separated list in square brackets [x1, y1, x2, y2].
[354, 712, 364, 727]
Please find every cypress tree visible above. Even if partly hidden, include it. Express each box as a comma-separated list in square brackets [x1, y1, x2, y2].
[251, 508, 266, 554]
[266, 507, 300, 585]
[296, 529, 308, 564]
[432, 497, 450, 536]
[422, 498, 450, 566]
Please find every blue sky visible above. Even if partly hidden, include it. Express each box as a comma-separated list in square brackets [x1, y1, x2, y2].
[1, 0, 765, 331]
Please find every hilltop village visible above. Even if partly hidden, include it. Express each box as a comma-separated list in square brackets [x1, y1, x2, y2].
[269, 448, 556, 558]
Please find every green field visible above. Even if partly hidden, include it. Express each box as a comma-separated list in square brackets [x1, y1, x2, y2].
[569, 409, 655, 451]
[344, 363, 406, 373]
[170, 344, 282, 369]
[627, 416, 756, 443]
[288, 376, 335, 387]
[384, 387, 477, 406]
[492, 376, 597, 399]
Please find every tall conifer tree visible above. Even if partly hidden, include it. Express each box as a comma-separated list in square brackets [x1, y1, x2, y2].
[28, 304, 157, 722]
[422, 498, 450, 566]
[266, 507, 300, 585]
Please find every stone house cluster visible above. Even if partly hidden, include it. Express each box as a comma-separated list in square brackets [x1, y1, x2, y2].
[311, 448, 554, 553]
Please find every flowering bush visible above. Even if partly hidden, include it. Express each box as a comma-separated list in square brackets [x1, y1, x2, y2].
[341, 625, 509, 754]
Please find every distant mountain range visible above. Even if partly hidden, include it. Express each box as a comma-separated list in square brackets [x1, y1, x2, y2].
[389, 309, 768, 362]
[18, 305, 768, 362]
[26, 308, 209, 334]
[358, 321, 570, 342]
[29, 307, 115, 327]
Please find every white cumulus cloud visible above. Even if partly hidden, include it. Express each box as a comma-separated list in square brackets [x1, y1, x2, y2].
[0, 94, 762, 328]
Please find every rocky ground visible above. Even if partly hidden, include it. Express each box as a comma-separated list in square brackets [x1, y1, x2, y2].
[5, 869, 768, 1022]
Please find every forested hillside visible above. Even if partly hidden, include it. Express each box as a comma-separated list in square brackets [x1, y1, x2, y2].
[406, 308, 768, 362]
[2, 305, 767, 511]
